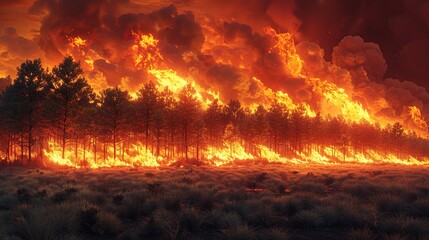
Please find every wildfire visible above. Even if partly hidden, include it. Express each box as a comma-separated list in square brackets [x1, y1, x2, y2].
[68, 36, 86, 47]
[132, 33, 219, 107]
[205, 141, 255, 166]
[43, 140, 161, 168]
[408, 106, 428, 131]
[65, 35, 100, 71]
[265, 27, 373, 123]
[4, 22, 428, 169]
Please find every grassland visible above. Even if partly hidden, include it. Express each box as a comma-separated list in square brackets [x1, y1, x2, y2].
[0, 163, 428, 240]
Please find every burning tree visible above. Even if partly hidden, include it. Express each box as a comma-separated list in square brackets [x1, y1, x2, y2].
[45, 56, 95, 160]
[0, 59, 47, 163]
[98, 87, 131, 162]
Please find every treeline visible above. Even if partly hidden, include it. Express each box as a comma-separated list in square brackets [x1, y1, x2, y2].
[0, 57, 428, 165]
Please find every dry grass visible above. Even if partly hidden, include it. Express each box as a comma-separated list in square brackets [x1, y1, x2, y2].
[0, 164, 428, 239]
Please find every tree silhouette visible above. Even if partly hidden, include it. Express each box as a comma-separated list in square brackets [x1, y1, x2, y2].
[137, 81, 159, 152]
[99, 87, 131, 161]
[391, 122, 404, 157]
[46, 56, 95, 159]
[268, 102, 286, 152]
[204, 99, 226, 148]
[176, 84, 200, 160]
[1, 59, 47, 162]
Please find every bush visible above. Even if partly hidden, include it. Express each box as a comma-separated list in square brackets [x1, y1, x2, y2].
[80, 206, 99, 232]
[218, 212, 243, 229]
[273, 198, 299, 216]
[0, 195, 18, 210]
[118, 198, 142, 220]
[246, 205, 277, 227]
[346, 228, 376, 240]
[153, 208, 179, 240]
[16, 188, 32, 203]
[219, 225, 256, 240]
[258, 228, 289, 240]
[112, 194, 124, 205]
[93, 211, 123, 235]
[290, 210, 322, 228]
[14, 204, 80, 240]
[409, 198, 429, 217]
[378, 216, 429, 237]
[372, 193, 404, 214]
[178, 207, 203, 233]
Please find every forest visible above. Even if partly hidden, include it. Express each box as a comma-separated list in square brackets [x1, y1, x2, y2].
[1, 57, 428, 166]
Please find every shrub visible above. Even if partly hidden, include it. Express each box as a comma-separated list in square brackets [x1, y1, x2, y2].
[140, 197, 160, 216]
[162, 194, 182, 212]
[344, 183, 382, 199]
[372, 193, 404, 214]
[314, 206, 342, 227]
[16, 188, 32, 203]
[324, 176, 336, 186]
[146, 182, 162, 195]
[118, 198, 142, 220]
[292, 192, 321, 210]
[273, 198, 299, 216]
[178, 207, 203, 233]
[246, 205, 277, 227]
[409, 198, 429, 217]
[222, 201, 251, 220]
[197, 192, 217, 211]
[346, 228, 377, 240]
[153, 208, 179, 240]
[218, 212, 243, 228]
[378, 216, 429, 237]
[14, 204, 80, 240]
[80, 206, 99, 232]
[92, 211, 123, 235]
[51, 188, 79, 203]
[290, 210, 322, 228]
[0, 195, 18, 210]
[112, 194, 124, 206]
[218, 225, 256, 240]
[255, 172, 268, 183]
[258, 228, 289, 240]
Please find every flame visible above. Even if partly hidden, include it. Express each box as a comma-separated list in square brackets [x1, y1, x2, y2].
[408, 106, 428, 131]
[68, 36, 86, 48]
[65, 35, 102, 72]
[265, 27, 372, 123]
[131, 33, 219, 107]
[132, 33, 163, 70]
[205, 141, 255, 166]
[43, 139, 160, 168]
[17, 29, 429, 168]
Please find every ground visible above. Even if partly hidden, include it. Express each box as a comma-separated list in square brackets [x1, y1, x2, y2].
[0, 163, 429, 240]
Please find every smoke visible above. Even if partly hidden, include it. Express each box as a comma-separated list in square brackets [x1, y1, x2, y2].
[332, 36, 387, 83]
[0, 27, 43, 78]
[0, 0, 428, 133]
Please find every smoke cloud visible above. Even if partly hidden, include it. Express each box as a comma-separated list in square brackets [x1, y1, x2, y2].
[0, 0, 428, 134]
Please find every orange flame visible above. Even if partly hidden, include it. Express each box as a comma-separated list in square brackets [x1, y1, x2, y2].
[35, 30, 429, 168]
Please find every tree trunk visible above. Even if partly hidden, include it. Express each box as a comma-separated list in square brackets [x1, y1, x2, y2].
[20, 135, 24, 162]
[28, 125, 32, 162]
[145, 111, 149, 152]
[113, 130, 117, 161]
[93, 137, 97, 163]
[184, 122, 188, 160]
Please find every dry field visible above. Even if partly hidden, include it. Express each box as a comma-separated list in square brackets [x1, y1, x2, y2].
[0, 163, 429, 240]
